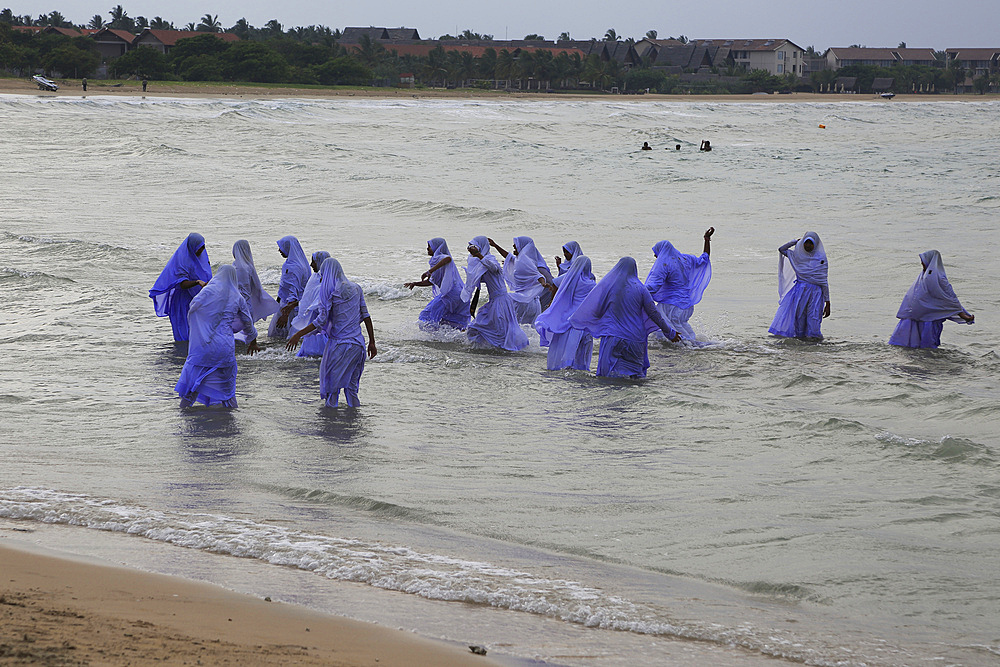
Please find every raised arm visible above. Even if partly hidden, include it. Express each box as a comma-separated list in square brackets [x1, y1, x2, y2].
[703, 227, 714, 256]
[778, 239, 797, 257]
[487, 238, 509, 259]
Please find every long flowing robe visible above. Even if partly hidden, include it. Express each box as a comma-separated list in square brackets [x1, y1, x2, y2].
[570, 257, 677, 378]
[268, 235, 311, 339]
[534, 255, 596, 370]
[232, 240, 279, 343]
[462, 236, 528, 351]
[291, 251, 331, 357]
[644, 240, 712, 341]
[175, 265, 256, 407]
[310, 258, 370, 407]
[769, 232, 830, 339]
[503, 236, 550, 324]
[150, 233, 212, 342]
[889, 250, 972, 348]
[418, 237, 470, 329]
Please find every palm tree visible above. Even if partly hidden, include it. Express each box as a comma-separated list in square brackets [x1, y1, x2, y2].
[149, 16, 173, 30]
[604, 28, 618, 41]
[263, 19, 282, 38]
[496, 49, 514, 89]
[196, 14, 221, 33]
[646, 30, 658, 39]
[356, 34, 387, 68]
[558, 31, 571, 42]
[88, 14, 104, 29]
[184, 22, 196, 31]
[107, 5, 133, 31]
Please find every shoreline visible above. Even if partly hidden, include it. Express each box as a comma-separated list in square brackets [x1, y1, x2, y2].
[2, 76, 998, 102]
[0, 536, 501, 666]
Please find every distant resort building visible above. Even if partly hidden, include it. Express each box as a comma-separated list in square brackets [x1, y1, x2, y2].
[635, 38, 805, 76]
[132, 28, 240, 54]
[826, 47, 938, 69]
[944, 48, 1000, 76]
[91, 28, 136, 60]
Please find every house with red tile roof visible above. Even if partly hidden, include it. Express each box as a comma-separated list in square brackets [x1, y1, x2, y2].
[132, 28, 239, 54]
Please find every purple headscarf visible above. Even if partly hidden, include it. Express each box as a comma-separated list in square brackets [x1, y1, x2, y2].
[896, 250, 968, 323]
[570, 257, 662, 342]
[149, 232, 212, 316]
[645, 240, 712, 309]
[276, 235, 311, 303]
[535, 255, 596, 346]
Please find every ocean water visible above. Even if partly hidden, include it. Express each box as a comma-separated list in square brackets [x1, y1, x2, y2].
[1, 93, 999, 666]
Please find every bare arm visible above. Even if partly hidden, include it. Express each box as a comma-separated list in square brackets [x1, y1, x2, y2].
[285, 323, 315, 350]
[363, 316, 377, 359]
[179, 279, 207, 289]
[487, 238, 509, 258]
[642, 290, 681, 342]
[703, 227, 714, 256]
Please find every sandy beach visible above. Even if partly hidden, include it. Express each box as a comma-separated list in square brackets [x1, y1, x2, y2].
[1, 75, 995, 102]
[0, 538, 499, 666]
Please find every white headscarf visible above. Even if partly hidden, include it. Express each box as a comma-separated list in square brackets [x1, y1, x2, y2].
[779, 232, 828, 298]
[232, 240, 279, 322]
[461, 236, 499, 302]
[896, 250, 968, 322]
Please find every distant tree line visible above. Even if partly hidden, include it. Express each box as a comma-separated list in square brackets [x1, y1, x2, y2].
[2, 7, 996, 94]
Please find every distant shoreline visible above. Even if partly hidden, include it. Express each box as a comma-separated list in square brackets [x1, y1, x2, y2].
[3, 77, 999, 102]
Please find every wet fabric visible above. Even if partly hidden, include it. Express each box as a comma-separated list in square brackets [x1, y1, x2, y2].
[268, 235, 311, 339]
[777, 233, 829, 302]
[150, 232, 212, 341]
[770, 234, 829, 339]
[889, 250, 970, 348]
[569, 257, 676, 378]
[232, 240, 279, 323]
[291, 250, 331, 357]
[503, 237, 548, 324]
[310, 258, 371, 406]
[645, 241, 712, 310]
[535, 256, 596, 370]
[462, 236, 528, 351]
[419, 237, 470, 329]
[768, 281, 826, 339]
[175, 265, 256, 406]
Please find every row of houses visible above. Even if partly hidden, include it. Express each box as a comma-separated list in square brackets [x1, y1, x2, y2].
[12, 24, 1000, 80]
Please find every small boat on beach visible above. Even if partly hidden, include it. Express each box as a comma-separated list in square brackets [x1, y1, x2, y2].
[32, 75, 59, 92]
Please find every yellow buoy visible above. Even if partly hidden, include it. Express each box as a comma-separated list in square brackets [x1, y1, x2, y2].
[818, 124, 826, 129]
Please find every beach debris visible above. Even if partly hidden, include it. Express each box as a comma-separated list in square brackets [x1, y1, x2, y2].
[469, 644, 487, 655]
[264, 597, 271, 602]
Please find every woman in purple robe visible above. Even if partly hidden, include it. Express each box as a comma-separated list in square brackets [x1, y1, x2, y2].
[404, 237, 470, 330]
[287, 258, 377, 407]
[175, 265, 259, 408]
[570, 257, 680, 378]
[889, 250, 974, 348]
[534, 255, 596, 370]
[150, 233, 212, 341]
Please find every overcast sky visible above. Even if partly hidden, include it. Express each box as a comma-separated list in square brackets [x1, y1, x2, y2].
[13, 0, 1000, 50]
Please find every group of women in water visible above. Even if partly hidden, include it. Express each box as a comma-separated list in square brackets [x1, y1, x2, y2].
[150, 230, 974, 409]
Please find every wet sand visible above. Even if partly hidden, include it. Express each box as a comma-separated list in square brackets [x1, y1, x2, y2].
[0, 538, 499, 666]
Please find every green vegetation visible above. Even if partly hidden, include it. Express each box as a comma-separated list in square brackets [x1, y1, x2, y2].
[1, 8, 996, 94]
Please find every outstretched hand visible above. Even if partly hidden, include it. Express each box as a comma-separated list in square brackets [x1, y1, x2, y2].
[246, 339, 261, 356]
[404, 282, 417, 290]
[285, 333, 301, 351]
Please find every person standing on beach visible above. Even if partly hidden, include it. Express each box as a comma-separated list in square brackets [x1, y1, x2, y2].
[534, 254, 597, 370]
[269, 235, 311, 340]
[768, 233, 830, 340]
[142, 78, 148, 92]
[286, 258, 377, 407]
[150, 233, 212, 342]
[175, 265, 260, 408]
[570, 257, 680, 378]
[404, 237, 470, 330]
[889, 250, 974, 348]
[644, 228, 714, 341]
[461, 236, 529, 351]
[81, 78, 86, 92]
[289, 250, 331, 357]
